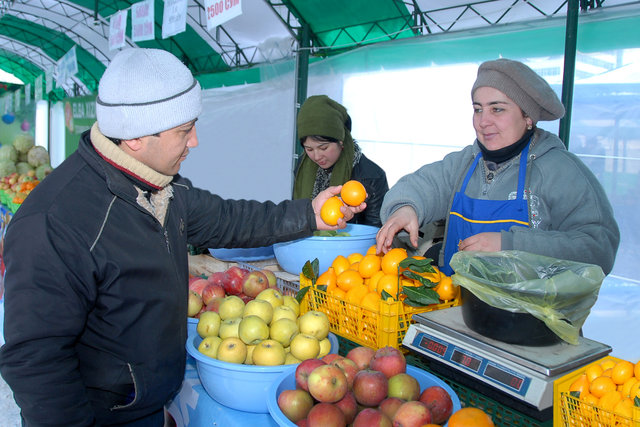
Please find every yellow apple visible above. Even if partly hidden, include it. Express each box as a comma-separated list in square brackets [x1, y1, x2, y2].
[282, 295, 300, 317]
[245, 344, 257, 364]
[197, 336, 222, 359]
[252, 339, 286, 366]
[242, 299, 273, 324]
[218, 295, 245, 320]
[196, 311, 221, 338]
[238, 315, 269, 345]
[318, 336, 332, 358]
[270, 318, 299, 347]
[188, 290, 203, 317]
[216, 337, 247, 364]
[285, 352, 302, 365]
[218, 317, 242, 340]
[256, 288, 284, 310]
[298, 311, 330, 340]
[289, 333, 320, 361]
[272, 305, 298, 323]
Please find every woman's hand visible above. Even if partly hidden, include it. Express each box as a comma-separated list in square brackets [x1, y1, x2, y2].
[312, 186, 366, 230]
[458, 232, 501, 252]
[376, 205, 419, 254]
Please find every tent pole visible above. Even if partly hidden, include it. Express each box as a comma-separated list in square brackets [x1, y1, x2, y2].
[559, 0, 579, 148]
[294, 23, 310, 159]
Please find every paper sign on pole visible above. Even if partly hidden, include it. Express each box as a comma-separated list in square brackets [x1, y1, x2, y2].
[132, 0, 155, 42]
[162, 0, 187, 39]
[56, 46, 79, 87]
[35, 75, 43, 101]
[25, 84, 31, 105]
[109, 9, 128, 50]
[204, 0, 243, 31]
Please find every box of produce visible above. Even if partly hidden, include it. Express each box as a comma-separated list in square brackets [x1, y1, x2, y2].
[553, 355, 640, 426]
[296, 248, 461, 352]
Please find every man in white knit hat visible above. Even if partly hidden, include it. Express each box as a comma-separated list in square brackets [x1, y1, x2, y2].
[0, 48, 364, 426]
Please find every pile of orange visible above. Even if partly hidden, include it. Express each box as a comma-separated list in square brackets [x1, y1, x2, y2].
[313, 245, 458, 313]
[567, 357, 640, 423]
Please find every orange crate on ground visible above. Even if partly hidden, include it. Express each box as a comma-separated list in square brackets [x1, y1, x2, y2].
[299, 285, 460, 352]
[553, 355, 640, 426]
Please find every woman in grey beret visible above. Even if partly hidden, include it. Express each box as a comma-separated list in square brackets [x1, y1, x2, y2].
[376, 58, 620, 276]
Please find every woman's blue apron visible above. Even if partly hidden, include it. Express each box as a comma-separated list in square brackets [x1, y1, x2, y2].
[441, 143, 531, 276]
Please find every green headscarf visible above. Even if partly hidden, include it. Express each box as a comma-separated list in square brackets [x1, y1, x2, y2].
[293, 95, 355, 200]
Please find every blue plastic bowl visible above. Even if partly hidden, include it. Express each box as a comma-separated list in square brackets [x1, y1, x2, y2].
[186, 333, 339, 413]
[268, 364, 462, 426]
[273, 224, 379, 275]
[209, 245, 275, 262]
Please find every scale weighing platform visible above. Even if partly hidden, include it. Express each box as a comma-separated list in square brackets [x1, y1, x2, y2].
[403, 306, 611, 416]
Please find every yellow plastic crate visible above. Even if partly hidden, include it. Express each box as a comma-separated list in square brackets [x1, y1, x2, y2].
[299, 285, 460, 352]
[553, 355, 640, 426]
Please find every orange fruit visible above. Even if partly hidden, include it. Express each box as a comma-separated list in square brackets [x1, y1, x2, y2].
[347, 252, 364, 265]
[585, 364, 604, 383]
[336, 269, 364, 292]
[569, 374, 590, 396]
[340, 180, 366, 206]
[377, 273, 401, 298]
[598, 390, 622, 412]
[381, 248, 408, 275]
[320, 196, 345, 226]
[358, 254, 382, 278]
[361, 292, 380, 313]
[328, 286, 346, 300]
[332, 255, 351, 276]
[634, 360, 640, 380]
[346, 284, 369, 305]
[611, 360, 635, 385]
[349, 261, 360, 272]
[613, 398, 634, 418]
[600, 359, 616, 371]
[316, 267, 337, 288]
[589, 376, 617, 398]
[628, 380, 640, 400]
[368, 270, 385, 293]
[366, 245, 378, 255]
[621, 377, 638, 398]
[602, 368, 613, 378]
[448, 407, 495, 427]
[435, 275, 459, 300]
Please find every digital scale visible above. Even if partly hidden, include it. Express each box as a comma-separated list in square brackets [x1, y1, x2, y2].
[403, 306, 611, 416]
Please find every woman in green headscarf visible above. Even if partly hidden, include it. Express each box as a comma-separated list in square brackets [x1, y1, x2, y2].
[293, 95, 389, 227]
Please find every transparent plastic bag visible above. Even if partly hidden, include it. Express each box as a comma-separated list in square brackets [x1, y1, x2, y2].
[450, 250, 605, 345]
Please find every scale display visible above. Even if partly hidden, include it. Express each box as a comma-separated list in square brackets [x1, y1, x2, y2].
[417, 333, 530, 396]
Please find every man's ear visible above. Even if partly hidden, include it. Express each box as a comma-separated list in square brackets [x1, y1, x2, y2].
[122, 137, 144, 152]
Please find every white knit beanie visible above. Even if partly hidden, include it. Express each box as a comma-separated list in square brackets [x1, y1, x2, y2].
[96, 48, 202, 139]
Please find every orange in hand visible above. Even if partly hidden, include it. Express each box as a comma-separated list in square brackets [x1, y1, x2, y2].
[340, 180, 366, 206]
[320, 196, 345, 226]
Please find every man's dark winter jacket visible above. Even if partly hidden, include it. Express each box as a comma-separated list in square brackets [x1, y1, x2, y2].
[0, 130, 316, 425]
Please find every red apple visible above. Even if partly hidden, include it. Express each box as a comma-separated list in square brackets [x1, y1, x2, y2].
[189, 278, 209, 297]
[388, 373, 420, 401]
[201, 283, 225, 305]
[295, 419, 308, 427]
[277, 389, 314, 423]
[307, 364, 348, 403]
[189, 275, 203, 286]
[346, 346, 376, 371]
[207, 271, 226, 286]
[322, 353, 344, 364]
[240, 293, 253, 303]
[369, 346, 406, 379]
[353, 408, 392, 427]
[352, 369, 388, 407]
[223, 266, 247, 295]
[418, 385, 454, 425]
[334, 391, 358, 424]
[331, 358, 358, 389]
[392, 401, 432, 427]
[378, 397, 404, 420]
[306, 403, 346, 427]
[204, 296, 224, 313]
[262, 269, 278, 288]
[296, 358, 327, 392]
[242, 270, 270, 298]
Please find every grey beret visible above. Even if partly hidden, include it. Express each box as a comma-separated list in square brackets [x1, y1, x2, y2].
[96, 48, 202, 139]
[471, 58, 565, 123]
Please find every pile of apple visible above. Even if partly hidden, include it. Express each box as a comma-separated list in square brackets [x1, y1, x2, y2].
[188, 265, 279, 316]
[278, 346, 454, 427]
[194, 281, 334, 365]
